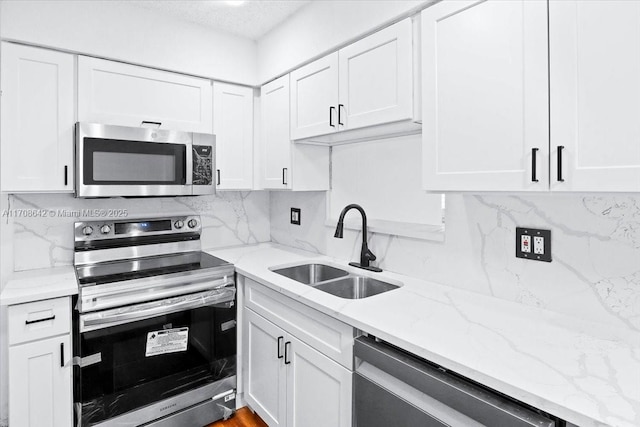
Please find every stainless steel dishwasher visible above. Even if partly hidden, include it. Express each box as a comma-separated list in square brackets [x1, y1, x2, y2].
[354, 336, 564, 427]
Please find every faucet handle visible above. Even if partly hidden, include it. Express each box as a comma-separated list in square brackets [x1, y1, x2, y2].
[365, 248, 377, 261]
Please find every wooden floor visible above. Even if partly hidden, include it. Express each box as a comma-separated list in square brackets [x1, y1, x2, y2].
[206, 407, 268, 427]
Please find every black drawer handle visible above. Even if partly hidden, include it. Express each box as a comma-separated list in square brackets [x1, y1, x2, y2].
[60, 343, 64, 367]
[531, 148, 539, 182]
[141, 121, 162, 127]
[64, 165, 68, 186]
[338, 104, 344, 126]
[557, 145, 565, 182]
[284, 341, 291, 365]
[329, 106, 336, 127]
[25, 315, 56, 325]
[277, 336, 284, 359]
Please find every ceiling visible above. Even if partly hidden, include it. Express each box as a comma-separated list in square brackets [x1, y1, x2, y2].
[125, 0, 311, 40]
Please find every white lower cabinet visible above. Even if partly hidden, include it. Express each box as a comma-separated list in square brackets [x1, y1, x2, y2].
[244, 309, 352, 427]
[242, 277, 353, 427]
[7, 297, 73, 427]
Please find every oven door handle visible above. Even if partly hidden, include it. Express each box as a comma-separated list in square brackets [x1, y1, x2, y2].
[80, 287, 235, 332]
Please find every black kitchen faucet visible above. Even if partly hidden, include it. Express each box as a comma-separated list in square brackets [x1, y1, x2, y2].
[333, 204, 382, 272]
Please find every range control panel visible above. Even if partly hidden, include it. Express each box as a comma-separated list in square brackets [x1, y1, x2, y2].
[74, 215, 201, 242]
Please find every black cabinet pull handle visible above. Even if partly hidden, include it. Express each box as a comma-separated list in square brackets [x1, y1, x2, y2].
[282, 168, 288, 186]
[338, 104, 344, 126]
[64, 165, 68, 186]
[60, 343, 64, 368]
[557, 145, 565, 182]
[284, 341, 291, 365]
[329, 106, 336, 127]
[25, 315, 55, 325]
[531, 148, 539, 182]
[141, 121, 162, 127]
[277, 336, 284, 359]
[216, 169, 221, 186]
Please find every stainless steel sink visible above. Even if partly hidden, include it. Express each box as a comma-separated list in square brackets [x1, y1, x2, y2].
[272, 263, 349, 285]
[314, 276, 399, 299]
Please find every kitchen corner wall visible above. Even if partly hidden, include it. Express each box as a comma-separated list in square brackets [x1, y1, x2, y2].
[270, 191, 640, 332]
[5, 192, 270, 272]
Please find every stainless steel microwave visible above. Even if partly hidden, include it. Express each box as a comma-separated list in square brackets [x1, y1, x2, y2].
[75, 122, 215, 198]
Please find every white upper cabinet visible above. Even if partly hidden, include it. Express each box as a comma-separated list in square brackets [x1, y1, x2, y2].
[550, 0, 640, 192]
[261, 75, 292, 189]
[1, 43, 75, 193]
[422, 0, 549, 192]
[290, 18, 418, 144]
[338, 18, 413, 131]
[290, 54, 339, 140]
[213, 82, 254, 190]
[78, 56, 213, 133]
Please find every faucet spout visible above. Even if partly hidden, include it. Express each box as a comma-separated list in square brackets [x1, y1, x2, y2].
[333, 204, 382, 272]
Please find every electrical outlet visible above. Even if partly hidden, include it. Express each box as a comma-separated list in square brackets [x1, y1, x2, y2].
[516, 227, 551, 262]
[290, 208, 301, 225]
[533, 236, 544, 255]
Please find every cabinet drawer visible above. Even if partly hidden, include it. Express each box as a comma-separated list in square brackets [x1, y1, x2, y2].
[244, 278, 354, 369]
[8, 297, 71, 345]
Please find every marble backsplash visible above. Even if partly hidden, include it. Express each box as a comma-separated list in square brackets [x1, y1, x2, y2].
[5, 191, 271, 272]
[271, 191, 640, 332]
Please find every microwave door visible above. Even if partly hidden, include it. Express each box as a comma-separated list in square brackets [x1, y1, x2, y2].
[75, 123, 194, 198]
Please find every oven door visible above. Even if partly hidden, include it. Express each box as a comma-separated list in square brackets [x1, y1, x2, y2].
[76, 122, 196, 198]
[75, 289, 236, 426]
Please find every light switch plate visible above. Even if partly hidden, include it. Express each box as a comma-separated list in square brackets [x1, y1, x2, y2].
[290, 208, 301, 225]
[516, 227, 551, 262]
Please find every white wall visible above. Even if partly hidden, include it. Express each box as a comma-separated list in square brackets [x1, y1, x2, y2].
[0, 0, 258, 85]
[258, 0, 430, 83]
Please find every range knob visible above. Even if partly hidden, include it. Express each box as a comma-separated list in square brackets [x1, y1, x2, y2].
[174, 220, 184, 229]
[100, 225, 111, 234]
[82, 226, 93, 236]
[187, 219, 198, 228]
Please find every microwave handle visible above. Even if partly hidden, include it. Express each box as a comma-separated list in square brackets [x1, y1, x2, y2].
[81, 287, 235, 331]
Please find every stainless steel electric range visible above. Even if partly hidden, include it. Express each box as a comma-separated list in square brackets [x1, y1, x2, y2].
[73, 215, 236, 427]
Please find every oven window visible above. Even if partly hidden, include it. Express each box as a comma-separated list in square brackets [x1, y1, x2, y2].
[83, 138, 186, 185]
[78, 304, 236, 425]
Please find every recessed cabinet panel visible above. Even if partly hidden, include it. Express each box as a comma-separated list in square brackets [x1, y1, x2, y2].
[290, 54, 339, 140]
[422, 0, 549, 191]
[550, 0, 640, 191]
[261, 75, 292, 189]
[0, 43, 74, 193]
[78, 56, 213, 133]
[213, 82, 254, 190]
[9, 335, 72, 427]
[339, 19, 413, 131]
[244, 308, 287, 427]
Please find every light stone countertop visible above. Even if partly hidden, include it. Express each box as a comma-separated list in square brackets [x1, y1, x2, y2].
[209, 243, 640, 427]
[0, 266, 78, 306]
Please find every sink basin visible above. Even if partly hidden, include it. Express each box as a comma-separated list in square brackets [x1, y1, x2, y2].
[272, 263, 349, 285]
[314, 276, 399, 299]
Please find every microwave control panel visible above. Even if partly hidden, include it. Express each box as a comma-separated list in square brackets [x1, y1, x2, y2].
[192, 145, 213, 186]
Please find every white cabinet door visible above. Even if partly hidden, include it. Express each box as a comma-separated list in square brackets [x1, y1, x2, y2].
[339, 19, 413, 131]
[244, 309, 287, 427]
[213, 82, 254, 190]
[422, 0, 549, 191]
[261, 75, 292, 189]
[290, 53, 339, 140]
[78, 56, 213, 133]
[286, 336, 352, 427]
[1, 43, 74, 193]
[550, 0, 640, 192]
[9, 335, 72, 427]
